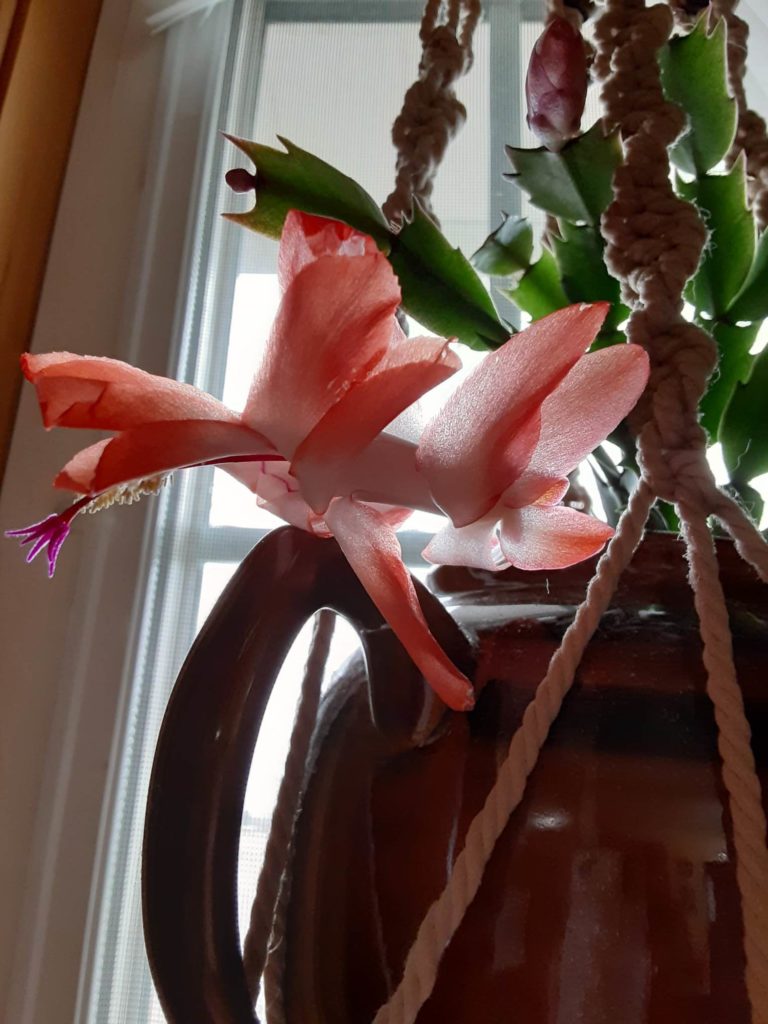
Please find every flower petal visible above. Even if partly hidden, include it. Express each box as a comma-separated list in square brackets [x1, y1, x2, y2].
[422, 515, 504, 571]
[22, 353, 239, 431]
[498, 503, 613, 570]
[292, 336, 460, 512]
[340, 432, 437, 512]
[324, 497, 474, 711]
[278, 210, 379, 290]
[503, 343, 649, 508]
[54, 421, 277, 494]
[418, 303, 609, 527]
[245, 251, 401, 456]
[224, 459, 331, 535]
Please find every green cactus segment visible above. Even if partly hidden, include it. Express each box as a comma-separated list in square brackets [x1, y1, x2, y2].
[225, 137, 508, 350]
[727, 228, 768, 323]
[721, 345, 768, 482]
[659, 15, 737, 176]
[391, 206, 511, 350]
[679, 156, 755, 318]
[551, 222, 628, 332]
[503, 249, 570, 321]
[225, 136, 390, 245]
[505, 123, 622, 226]
[699, 321, 759, 440]
[471, 215, 533, 281]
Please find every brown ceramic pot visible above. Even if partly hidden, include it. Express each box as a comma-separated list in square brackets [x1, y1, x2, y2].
[143, 528, 767, 1024]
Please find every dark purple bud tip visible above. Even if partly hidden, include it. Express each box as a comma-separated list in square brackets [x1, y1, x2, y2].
[225, 167, 257, 193]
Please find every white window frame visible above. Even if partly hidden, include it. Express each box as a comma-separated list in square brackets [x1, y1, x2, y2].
[0, 4, 237, 1022]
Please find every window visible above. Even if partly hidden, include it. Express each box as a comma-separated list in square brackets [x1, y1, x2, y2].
[0, 3, 554, 1022]
[76, 3, 548, 1021]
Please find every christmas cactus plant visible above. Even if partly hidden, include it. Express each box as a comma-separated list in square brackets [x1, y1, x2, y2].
[474, 11, 768, 524]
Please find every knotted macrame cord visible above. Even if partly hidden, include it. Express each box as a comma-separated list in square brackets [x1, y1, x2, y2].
[373, 1, 768, 1022]
[382, 0, 481, 227]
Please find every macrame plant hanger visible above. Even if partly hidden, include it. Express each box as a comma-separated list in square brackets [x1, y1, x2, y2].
[240, 1, 768, 1022]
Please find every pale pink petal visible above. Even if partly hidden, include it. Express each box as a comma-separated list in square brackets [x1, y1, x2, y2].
[525, 476, 570, 506]
[340, 432, 437, 513]
[292, 336, 459, 512]
[418, 303, 609, 527]
[54, 421, 276, 495]
[244, 251, 400, 455]
[498, 503, 613, 570]
[22, 353, 239, 431]
[422, 515, 504, 571]
[503, 344, 649, 508]
[324, 497, 474, 711]
[225, 459, 331, 535]
[277, 210, 378, 290]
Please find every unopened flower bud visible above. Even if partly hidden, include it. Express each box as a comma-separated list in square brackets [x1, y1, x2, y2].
[525, 17, 588, 152]
[225, 167, 257, 193]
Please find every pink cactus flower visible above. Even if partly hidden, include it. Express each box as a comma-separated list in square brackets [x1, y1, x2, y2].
[418, 304, 648, 572]
[7, 211, 648, 711]
[525, 16, 588, 151]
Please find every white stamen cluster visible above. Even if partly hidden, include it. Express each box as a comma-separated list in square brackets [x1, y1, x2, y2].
[85, 474, 170, 514]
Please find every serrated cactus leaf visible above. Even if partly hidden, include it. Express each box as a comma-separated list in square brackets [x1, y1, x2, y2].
[679, 156, 755, 317]
[727, 227, 768, 323]
[505, 123, 622, 225]
[224, 137, 508, 349]
[504, 249, 569, 320]
[659, 15, 737, 175]
[391, 206, 511, 350]
[471, 215, 533, 280]
[551, 222, 627, 330]
[721, 345, 768, 482]
[699, 321, 758, 440]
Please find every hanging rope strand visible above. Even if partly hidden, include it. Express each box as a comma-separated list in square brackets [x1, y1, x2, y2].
[597, 0, 768, 1017]
[242, 610, 335, 1018]
[373, 480, 655, 1024]
[679, 501, 768, 1015]
[374, 1, 768, 1022]
[713, 490, 768, 583]
[382, 0, 481, 227]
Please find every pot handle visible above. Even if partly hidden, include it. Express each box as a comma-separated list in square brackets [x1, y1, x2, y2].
[142, 526, 471, 1024]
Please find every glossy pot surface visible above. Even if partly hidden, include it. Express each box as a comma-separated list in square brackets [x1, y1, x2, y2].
[281, 533, 768, 1024]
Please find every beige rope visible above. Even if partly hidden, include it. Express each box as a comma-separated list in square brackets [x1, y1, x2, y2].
[373, 1, 768, 1021]
[714, 490, 768, 583]
[593, 2, 768, 1016]
[372, 480, 655, 1024]
[242, 610, 335, 1019]
[679, 501, 768, 1018]
[382, 0, 481, 228]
